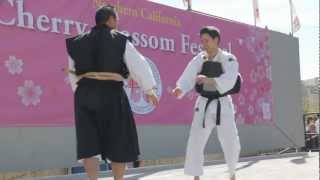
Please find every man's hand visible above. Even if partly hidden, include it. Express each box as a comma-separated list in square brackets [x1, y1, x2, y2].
[196, 74, 207, 85]
[146, 93, 159, 107]
[172, 87, 183, 98]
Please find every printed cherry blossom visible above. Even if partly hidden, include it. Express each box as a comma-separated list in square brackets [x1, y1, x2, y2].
[17, 80, 43, 106]
[245, 37, 255, 53]
[254, 53, 263, 63]
[250, 70, 258, 83]
[266, 90, 273, 101]
[249, 89, 258, 101]
[266, 66, 272, 81]
[238, 94, 246, 106]
[264, 56, 270, 67]
[255, 97, 264, 114]
[4, 55, 24, 75]
[248, 105, 255, 115]
[257, 65, 266, 81]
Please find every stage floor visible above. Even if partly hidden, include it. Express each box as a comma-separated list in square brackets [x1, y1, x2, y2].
[22, 152, 318, 180]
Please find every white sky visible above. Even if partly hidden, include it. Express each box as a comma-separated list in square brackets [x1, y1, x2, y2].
[149, 0, 319, 80]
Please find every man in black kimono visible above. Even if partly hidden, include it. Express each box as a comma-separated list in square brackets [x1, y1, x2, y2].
[66, 5, 158, 180]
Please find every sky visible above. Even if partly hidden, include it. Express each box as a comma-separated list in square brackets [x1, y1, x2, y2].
[149, 0, 319, 80]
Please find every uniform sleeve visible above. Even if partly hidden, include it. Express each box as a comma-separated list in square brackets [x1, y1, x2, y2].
[68, 57, 80, 92]
[214, 55, 239, 94]
[176, 54, 202, 98]
[124, 41, 156, 93]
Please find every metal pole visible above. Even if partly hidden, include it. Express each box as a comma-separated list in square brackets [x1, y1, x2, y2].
[289, 0, 294, 35]
[187, 0, 191, 11]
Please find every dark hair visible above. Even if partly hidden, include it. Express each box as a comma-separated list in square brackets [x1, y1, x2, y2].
[95, 5, 117, 25]
[307, 116, 315, 124]
[200, 26, 221, 43]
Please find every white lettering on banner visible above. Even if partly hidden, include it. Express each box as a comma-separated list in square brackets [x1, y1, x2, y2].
[181, 34, 202, 55]
[222, 42, 232, 53]
[140, 33, 148, 48]
[16, 0, 34, 29]
[0, 0, 234, 56]
[50, 17, 62, 33]
[181, 34, 190, 54]
[0, 0, 15, 25]
[124, 31, 175, 52]
[159, 38, 175, 52]
[63, 19, 74, 35]
[0, 0, 89, 35]
[75, 21, 88, 35]
[149, 36, 158, 49]
[36, 15, 50, 32]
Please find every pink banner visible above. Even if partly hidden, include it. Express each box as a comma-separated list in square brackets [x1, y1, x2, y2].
[0, 0, 273, 127]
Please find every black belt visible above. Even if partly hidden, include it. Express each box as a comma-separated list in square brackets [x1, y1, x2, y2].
[201, 95, 227, 128]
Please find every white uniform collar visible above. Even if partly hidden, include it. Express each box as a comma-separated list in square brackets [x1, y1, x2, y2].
[200, 48, 222, 62]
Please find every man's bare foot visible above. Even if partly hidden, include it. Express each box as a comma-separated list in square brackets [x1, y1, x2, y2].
[230, 174, 236, 180]
[194, 176, 200, 180]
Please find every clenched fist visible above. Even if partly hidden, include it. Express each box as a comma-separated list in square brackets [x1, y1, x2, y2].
[196, 74, 207, 85]
[172, 87, 183, 98]
[146, 93, 159, 107]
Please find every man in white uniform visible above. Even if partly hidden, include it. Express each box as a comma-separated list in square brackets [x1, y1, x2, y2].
[172, 26, 241, 180]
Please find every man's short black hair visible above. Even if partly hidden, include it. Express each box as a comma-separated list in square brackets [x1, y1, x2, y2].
[95, 5, 117, 25]
[200, 26, 221, 43]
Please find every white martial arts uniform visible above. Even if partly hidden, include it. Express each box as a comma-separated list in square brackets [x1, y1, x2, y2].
[177, 49, 241, 177]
